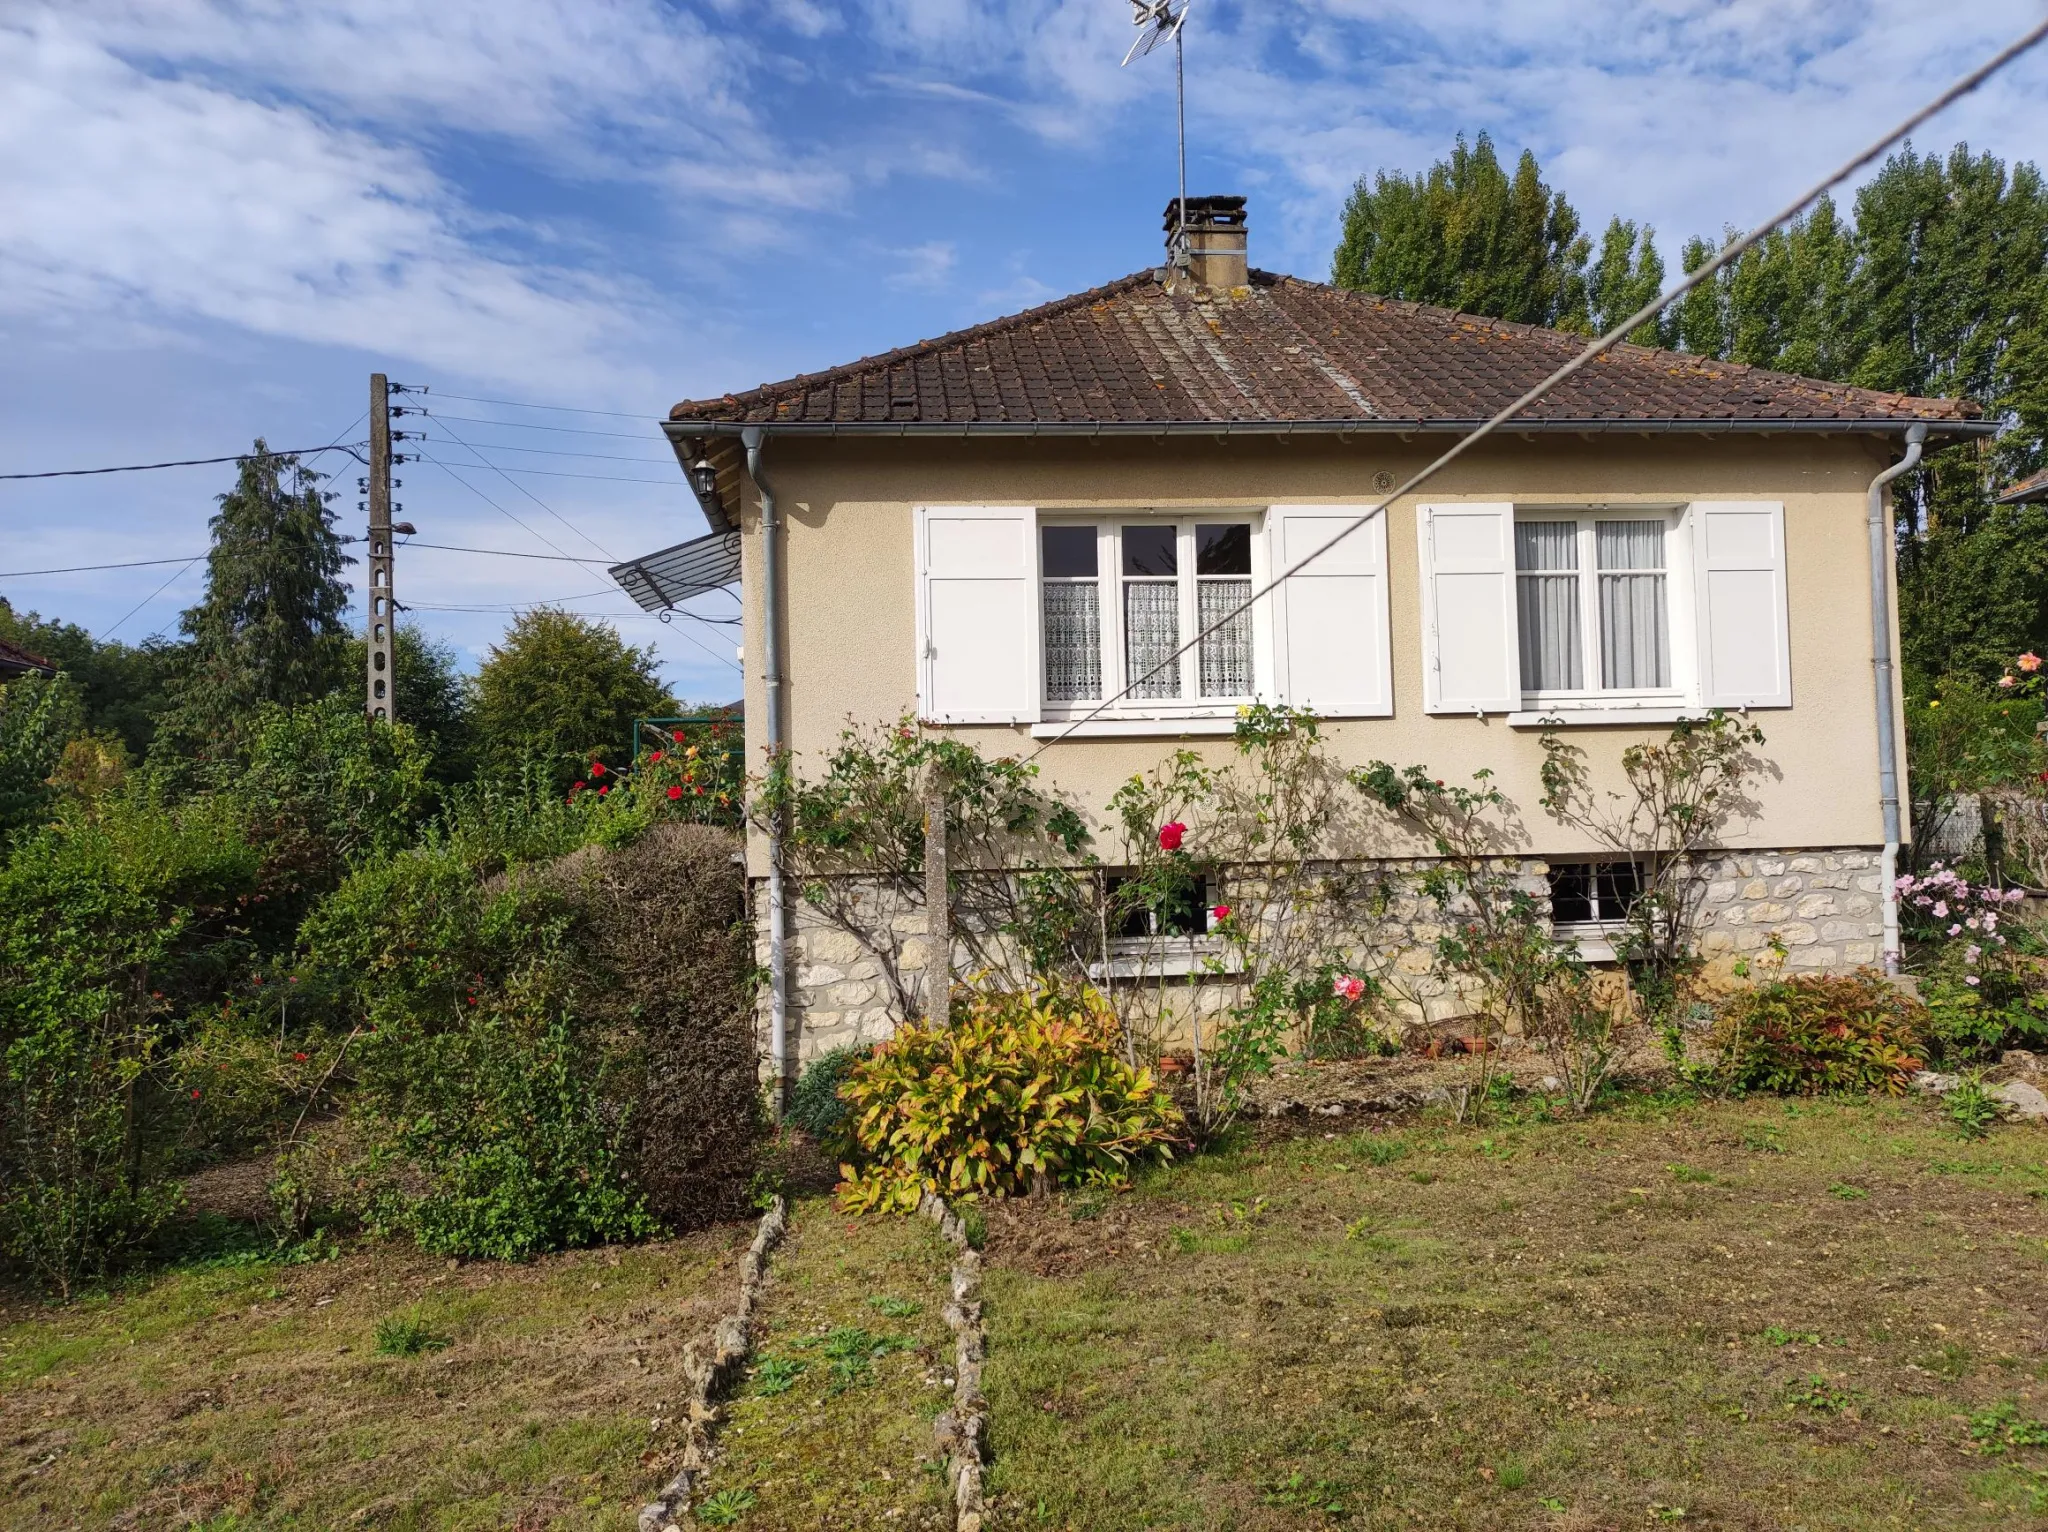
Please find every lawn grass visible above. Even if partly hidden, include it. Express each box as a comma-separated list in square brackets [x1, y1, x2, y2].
[979, 1094, 2048, 1530]
[687, 1197, 957, 1530]
[1, 1224, 752, 1530]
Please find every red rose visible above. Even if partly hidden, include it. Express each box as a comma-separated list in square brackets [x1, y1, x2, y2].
[1211, 904, 1231, 920]
[1158, 821, 1186, 851]
[598, 784, 609, 795]
[649, 751, 664, 763]
[591, 762, 606, 776]
[667, 785, 684, 800]
[190, 1089, 202, 1100]
[293, 1052, 308, 1062]
[571, 781, 585, 792]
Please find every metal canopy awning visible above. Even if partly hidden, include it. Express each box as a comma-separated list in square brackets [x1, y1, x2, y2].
[609, 528, 741, 612]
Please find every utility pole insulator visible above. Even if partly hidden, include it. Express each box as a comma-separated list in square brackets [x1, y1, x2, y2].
[366, 372, 398, 723]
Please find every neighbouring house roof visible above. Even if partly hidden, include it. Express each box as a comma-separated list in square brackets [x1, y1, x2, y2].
[2000, 466, 2048, 504]
[0, 635, 55, 679]
[667, 268, 1986, 437]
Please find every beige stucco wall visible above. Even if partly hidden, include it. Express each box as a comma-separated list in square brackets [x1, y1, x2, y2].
[737, 431, 1909, 874]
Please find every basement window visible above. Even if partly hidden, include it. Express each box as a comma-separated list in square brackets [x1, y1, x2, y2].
[1548, 860, 1643, 927]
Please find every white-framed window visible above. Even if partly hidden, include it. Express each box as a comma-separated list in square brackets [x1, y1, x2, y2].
[1039, 518, 1259, 714]
[1515, 512, 1680, 704]
[1419, 500, 1789, 721]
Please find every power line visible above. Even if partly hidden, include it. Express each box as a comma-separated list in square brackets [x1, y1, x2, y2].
[418, 452, 588, 564]
[425, 414, 619, 562]
[99, 558, 202, 641]
[1, 555, 206, 578]
[410, 412, 660, 441]
[400, 540, 609, 564]
[0, 442, 366, 481]
[1029, 12, 2048, 761]
[89, 411, 371, 642]
[410, 438, 673, 467]
[398, 389, 662, 422]
[408, 449, 682, 486]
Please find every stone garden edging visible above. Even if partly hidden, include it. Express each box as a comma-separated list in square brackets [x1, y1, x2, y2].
[918, 1191, 991, 1532]
[637, 1195, 789, 1532]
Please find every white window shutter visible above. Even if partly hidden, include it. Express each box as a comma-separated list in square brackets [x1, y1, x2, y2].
[1268, 505, 1392, 716]
[1417, 502, 1518, 714]
[914, 505, 1040, 724]
[1691, 500, 1792, 709]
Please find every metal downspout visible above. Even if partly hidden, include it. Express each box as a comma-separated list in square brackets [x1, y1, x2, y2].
[1870, 423, 1927, 975]
[742, 427, 789, 1116]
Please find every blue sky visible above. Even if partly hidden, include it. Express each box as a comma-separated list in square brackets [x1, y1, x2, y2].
[3, 1, 2045, 705]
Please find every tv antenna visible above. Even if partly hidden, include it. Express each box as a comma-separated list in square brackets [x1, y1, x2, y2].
[1123, 0, 1194, 273]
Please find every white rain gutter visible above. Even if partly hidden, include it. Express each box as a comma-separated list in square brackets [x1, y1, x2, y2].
[742, 426, 790, 1116]
[1869, 422, 1927, 974]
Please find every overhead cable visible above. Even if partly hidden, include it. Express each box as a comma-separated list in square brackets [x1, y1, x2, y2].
[0, 441, 366, 481]
[424, 413, 621, 561]
[1028, 12, 2048, 761]
[398, 389, 662, 421]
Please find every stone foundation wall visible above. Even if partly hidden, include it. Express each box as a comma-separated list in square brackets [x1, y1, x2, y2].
[752, 846, 1886, 1075]
[1691, 849, 1884, 970]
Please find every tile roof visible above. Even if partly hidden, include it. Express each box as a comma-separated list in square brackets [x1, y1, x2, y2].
[1999, 466, 2048, 504]
[0, 635, 54, 678]
[670, 269, 1982, 433]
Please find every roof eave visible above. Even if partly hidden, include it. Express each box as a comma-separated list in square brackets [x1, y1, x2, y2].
[661, 416, 1994, 441]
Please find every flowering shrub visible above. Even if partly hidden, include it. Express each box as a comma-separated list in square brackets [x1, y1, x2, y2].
[564, 721, 744, 829]
[1895, 863, 2023, 971]
[1708, 973, 1925, 1095]
[836, 988, 1185, 1212]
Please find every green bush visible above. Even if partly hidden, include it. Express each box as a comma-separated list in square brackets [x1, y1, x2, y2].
[0, 791, 260, 1294]
[837, 988, 1185, 1213]
[786, 1045, 870, 1143]
[1708, 972, 1926, 1095]
[373, 1013, 657, 1260]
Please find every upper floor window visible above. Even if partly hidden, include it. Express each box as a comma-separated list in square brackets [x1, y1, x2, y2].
[1040, 519, 1256, 710]
[1515, 514, 1675, 699]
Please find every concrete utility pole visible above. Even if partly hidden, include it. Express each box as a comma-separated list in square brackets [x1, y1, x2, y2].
[365, 372, 397, 722]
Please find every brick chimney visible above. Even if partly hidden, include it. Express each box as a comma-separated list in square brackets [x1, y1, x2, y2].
[1164, 195, 1247, 290]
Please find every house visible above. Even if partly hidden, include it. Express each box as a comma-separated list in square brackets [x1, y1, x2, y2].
[0, 635, 55, 681]
[616, 197, 1990, 1099]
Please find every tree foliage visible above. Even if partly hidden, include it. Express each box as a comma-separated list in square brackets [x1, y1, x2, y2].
[157, 443, 353, 756]
[1335, 137, 2048, 684]
[1333, 132, 1592, 329]
[471, 609, 671, 783]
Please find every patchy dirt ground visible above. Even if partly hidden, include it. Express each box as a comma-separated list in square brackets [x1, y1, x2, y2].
[1, 1227, 751, 1530]
[977, 1094, 2048, 1530]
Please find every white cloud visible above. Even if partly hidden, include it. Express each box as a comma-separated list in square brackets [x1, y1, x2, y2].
[0, 15, 648, 393]
[888, 240, 958, 289]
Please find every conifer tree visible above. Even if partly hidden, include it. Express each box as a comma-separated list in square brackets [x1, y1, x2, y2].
[157, 442, 352, 756]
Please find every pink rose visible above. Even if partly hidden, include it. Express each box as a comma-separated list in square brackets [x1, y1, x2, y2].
[2020, 651, 2042, 672]
[1211, 904, 1231, 921]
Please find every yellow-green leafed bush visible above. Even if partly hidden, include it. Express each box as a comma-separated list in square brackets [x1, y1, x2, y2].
[837, 989, 1186, 1212]
[1708, 972, 1926, 1096]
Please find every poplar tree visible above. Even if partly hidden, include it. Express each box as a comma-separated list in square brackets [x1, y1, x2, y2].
[1333, 133, 1591, 329]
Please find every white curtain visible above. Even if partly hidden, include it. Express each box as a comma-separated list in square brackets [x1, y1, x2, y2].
[1043, 583, 1100, 701]
[1198, 579, 1253, 697]
[1515, 521, 1581, 690]
[1125, 581, 1181, 698]
[1596, 520, 1669, 689]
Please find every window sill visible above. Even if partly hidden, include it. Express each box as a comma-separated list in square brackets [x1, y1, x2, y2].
[1554, 922, 1625, 962]
[1086, 938, 1239, 981]
[1032, 716, 1242, 739]
[1509, 707, 1702, 729]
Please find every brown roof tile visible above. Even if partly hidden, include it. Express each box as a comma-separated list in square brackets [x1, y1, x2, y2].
[1999, 466, 2048, 504]
[670, 270, 1981, 431]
